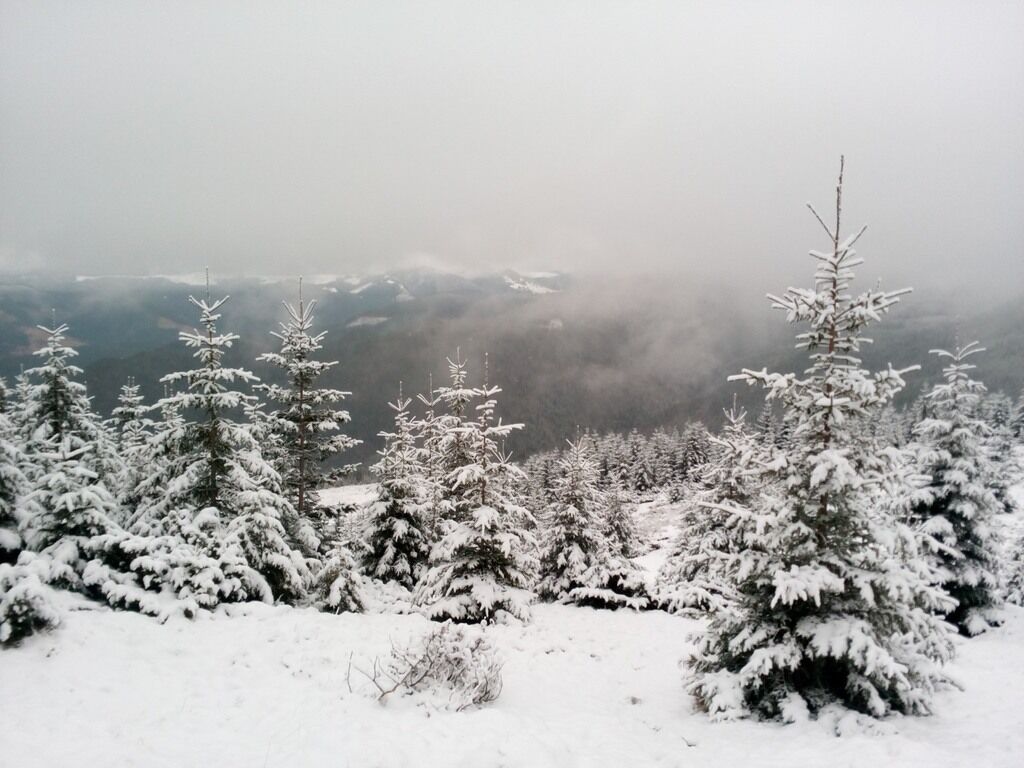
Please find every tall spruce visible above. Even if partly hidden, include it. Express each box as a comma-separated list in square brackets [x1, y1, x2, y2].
[657, 399, 761, 616]
[686, 161, 955, 721]
[417, 357, 537, 623]
[133, 287, 309, 603]
[257, 283, 360, 551]
[362, 388, 431, 589]
[910, 343, 1003, 636]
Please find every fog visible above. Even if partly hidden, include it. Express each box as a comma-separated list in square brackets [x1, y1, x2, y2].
[2, 1, 1023, 299]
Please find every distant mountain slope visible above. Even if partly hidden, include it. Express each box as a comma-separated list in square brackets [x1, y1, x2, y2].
[1, 269, 1020, 467]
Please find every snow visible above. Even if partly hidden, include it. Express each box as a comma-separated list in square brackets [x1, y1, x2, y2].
[4, 484, 1024, 766]
[2, 593, 1023, 767]
[317, 483, 377, 509]
[346, 315, 390, 328]
[503, 275, 558, 294]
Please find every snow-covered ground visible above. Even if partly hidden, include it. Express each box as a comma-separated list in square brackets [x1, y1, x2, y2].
[3, 488, 1023, 768]
[3, 598, 1023, 767]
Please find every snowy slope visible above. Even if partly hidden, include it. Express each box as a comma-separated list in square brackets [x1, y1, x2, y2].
[3, 488, 1024, 767]
[2, 599, 1023, 767]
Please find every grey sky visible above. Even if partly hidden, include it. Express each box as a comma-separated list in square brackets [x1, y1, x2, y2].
[1, 1, 1022, 297]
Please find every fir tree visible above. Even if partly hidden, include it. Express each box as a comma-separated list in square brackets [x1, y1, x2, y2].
[133, 288, 310, 603]
[910, 343, 1004, 636]
[363, 388, 431, 589]
[537, 438, 649, 609]
[603, 481, 641, 559]
[110, 378, 152, 518]
[0, 406, 27, 564]
[686, 162, 955, 721]
[657, 399, 760, 616]
[417, 360, 537, 623]
[21, 324, 122, 487]
[257, 285, 360, 551]
[536, 439, 607, 600]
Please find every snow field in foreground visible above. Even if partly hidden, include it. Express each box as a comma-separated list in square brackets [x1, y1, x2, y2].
[2, 600, 1023, 768]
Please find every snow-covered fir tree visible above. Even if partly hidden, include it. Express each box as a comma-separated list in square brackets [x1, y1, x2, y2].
[536, 438, 608, 600]
[362, 388, 431, 589]
[417, 359, 537, 623]
[537, 438, 649, 609]
[910, 343, 1004, 636]
[1011, 388, 1024, 438]
[257, 285, 360, 552]
[686, 163, 956, 721]
[0, 403, 27, 564]
[133, 290, 310, 604]
[431, 351, 481, 524]
[979, 392, 1020, 515]
[602, 480, 641, 559]
[20, 324, 122, 488]
[657, 399, 761, 616]
[109, 378, 152, 519]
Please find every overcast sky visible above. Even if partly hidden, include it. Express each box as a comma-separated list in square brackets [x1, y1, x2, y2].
[1, 1, 1022, 297]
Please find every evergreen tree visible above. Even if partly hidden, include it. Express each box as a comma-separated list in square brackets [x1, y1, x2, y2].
[417, 361, 537, 623]
[536, 439, 607, 600]
[257, 286, 360, 551]
[657, 399, 761, 616]
[432, 351, 481, 524]
[109, 378, 153, 518]
[133, 290, 310, 603]
[910, 343, 1004, 636]
[980, 392, 1020, 515]
[681, 423, 712, 481]
[1011, 388, 1024, 438]
[686, 163, 955, 721]
[603, 481, 641, 559]
[363, 389, 431, 589]
[537, 439, 649, 609]
[0, 405, 27, 564]
[21, 324, 122, 487]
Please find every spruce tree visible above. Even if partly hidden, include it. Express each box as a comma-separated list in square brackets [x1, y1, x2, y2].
[686, 162, 955, 721]
[536, 439, 607, 600]
[363, 389, 431, 589]
[257, 286, 360, 552]
[537, 438, 649, 609]
[910, 343, 1003, 636]
[417, 360, 537, 623]
[133, 289, 309, 603]
[657, 399, 760, 616]
[21, 324, 122, 487]
[0, 405, 27, 564]
[110, 378, 152, 519]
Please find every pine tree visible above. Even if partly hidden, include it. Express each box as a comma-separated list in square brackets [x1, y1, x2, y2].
[910, 343, 1004, 636]
[133, 289, 309, 603]
[537, 439, 649, 609]
[979, 392, 1020, 515]
[20, 324, 122, 487]
[109, 378, 152, 519]
[603, 482, 641, 558]
[257, 285, 360, 552]
[363, 389, 431, 589]
[536, 439, 607, 600]
[681, 423, 712, 481]
[417, 360, 537, 623]
[1011, 388, 1024, 438]
[0, 405, 27, 564]
[686, 162, 955, 721]
[432, 351, 481, 524]
[657, 399, 761, 616]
